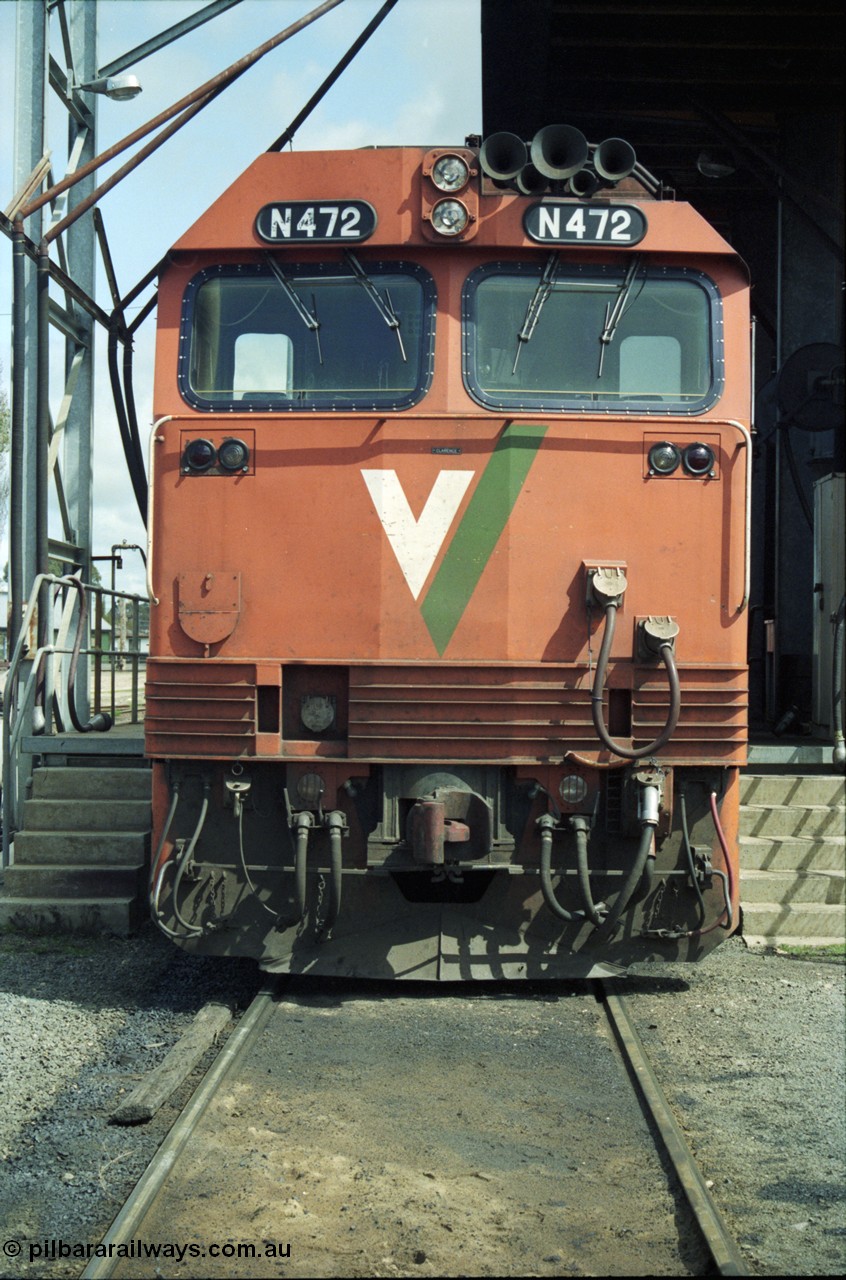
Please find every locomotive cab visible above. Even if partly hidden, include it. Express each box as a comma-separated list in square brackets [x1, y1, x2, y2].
[146, 131, 750, 979]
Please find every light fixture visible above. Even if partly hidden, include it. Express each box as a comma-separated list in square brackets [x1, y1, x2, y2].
[683, 442, 716, 476]
[430, 198, 469, 237]
[431, 154, 469, 193]
[300, 695, 336, 733]
[559, 774, 588, 805]
[76, 74, 143, 102]
[218, 438, 250, 473]
[182, 439, 216, 473]
[296, 772, 326, 807]
[648, 441, 681, 476]
[696, 150, 735, 179]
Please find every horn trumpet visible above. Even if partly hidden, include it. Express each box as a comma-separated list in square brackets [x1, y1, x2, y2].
[568, 167, 601, 198]
[479, 131, 528, 182]
[530, 124, 588, 181]
[592, 137, 636, 184]
[516, 163, 548, 195]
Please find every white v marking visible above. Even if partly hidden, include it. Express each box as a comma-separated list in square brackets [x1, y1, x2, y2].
[362, 469, 475, 599]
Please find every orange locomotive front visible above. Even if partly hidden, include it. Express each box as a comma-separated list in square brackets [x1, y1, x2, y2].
[146, 130, 751, 978]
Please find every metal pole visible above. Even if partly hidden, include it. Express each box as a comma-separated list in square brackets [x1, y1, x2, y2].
[10, 0, 46, 655]
[9, 0, 47, 834]
[64, 0, 98, 721]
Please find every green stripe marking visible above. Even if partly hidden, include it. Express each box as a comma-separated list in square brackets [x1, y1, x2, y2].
[420, 422, 547, 654]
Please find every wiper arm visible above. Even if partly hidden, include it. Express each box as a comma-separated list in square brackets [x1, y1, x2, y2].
[265, 254, 323, 365]
[597, 253, 643, 377]
[344, 251, 407, 363]
[513, 251, 560, 374]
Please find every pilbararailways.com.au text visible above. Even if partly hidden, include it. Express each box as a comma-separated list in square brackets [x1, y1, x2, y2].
[5, 1238, 292, 1265]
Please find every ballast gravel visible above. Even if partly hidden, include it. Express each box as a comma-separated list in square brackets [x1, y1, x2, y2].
[0, 926, 843, 1278]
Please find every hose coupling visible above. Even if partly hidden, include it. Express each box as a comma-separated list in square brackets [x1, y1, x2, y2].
[637, 781, 662, 827]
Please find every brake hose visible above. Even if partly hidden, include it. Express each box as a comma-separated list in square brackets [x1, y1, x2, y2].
[592, 602, 680, 759]
[597, 820, 654, 937]
[538, 814, 606, 925]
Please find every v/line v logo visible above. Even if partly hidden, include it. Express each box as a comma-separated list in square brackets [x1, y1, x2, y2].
[362, 423, 547, 654]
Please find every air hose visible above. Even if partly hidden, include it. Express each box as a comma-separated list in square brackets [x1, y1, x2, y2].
[537, 814, 607, 925]
[598, 820, 655, 937]
[592, 602, 680, 759]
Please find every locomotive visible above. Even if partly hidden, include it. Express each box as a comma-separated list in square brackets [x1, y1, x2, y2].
[146, 126, 750, 978]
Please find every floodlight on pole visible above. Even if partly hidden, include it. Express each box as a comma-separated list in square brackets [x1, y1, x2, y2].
[76, 74, 143, 101]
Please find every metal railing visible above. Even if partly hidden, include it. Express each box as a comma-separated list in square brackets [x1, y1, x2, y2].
[2, 572, 148, 867]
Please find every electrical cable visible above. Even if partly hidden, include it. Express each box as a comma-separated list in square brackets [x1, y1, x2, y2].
[591, 603, 680, 759]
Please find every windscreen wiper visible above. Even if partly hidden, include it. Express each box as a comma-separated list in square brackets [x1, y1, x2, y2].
[344, 251, 407, 363]
[597, 253, 643, 377]
[265, 254, 323, 365]
[513, 251, 560, 374]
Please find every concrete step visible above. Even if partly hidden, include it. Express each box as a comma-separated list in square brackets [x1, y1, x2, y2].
[740, 900, 846, 940]
[740, 834, 845, 871]
[739, 803, 845, 839]
[12, 830, 149, 866]
[740, 868, 845, 905]
[0, 896, 141, 937]
[21, 798, 151, 833]
[31, 766, 151, 801]
[3, 863, 146, 899]
[740, 773, 846, 806]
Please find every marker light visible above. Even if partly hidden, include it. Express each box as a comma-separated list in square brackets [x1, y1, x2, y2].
[296, 772, 325, 807]
[431, 154, 469, 192]
[431, 198, 469, 236]
[182, 438, 216, 473]
[683, 442, 716, 476]
[559, 774, 588, 805]
[218, 437, 250, 472]
[647, 441, 681, 476]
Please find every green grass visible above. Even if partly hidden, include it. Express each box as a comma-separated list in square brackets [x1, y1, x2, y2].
[776, 942, 846, 960]
[0, 931, 101, 957]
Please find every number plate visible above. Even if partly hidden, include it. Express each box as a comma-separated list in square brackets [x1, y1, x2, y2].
[524, 202, 646, 245]
[255, 200, 377, 244]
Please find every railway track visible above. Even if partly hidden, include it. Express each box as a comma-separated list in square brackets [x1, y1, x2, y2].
[83, 979, 750, 1279]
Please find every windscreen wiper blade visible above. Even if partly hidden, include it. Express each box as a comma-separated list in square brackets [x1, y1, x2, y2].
[344, 251, 407, 363]
[513, 251, 560, 374]
[265, 254, 323, 364]
[597, 253, 643, 377]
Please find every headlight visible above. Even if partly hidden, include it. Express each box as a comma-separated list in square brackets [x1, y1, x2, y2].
[218, 437, 250, 472]
[559, 774, 588, 805]
[683, 442, 716, 476]
[301, 694, 336, 733]
[430, 198, 469, 236]
[647, 441, 681, 476]
[296, 772, 325, 808]
[431, 153, 469, 192]
[182, 438, 216, 473]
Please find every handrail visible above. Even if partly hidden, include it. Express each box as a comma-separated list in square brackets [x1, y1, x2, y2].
[2, 573, 149, 868]
[724, 419, 752, 615]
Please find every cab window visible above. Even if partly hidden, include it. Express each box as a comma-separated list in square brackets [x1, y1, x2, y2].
[462, 259, 722, 414]
[180, 259, 435, 412]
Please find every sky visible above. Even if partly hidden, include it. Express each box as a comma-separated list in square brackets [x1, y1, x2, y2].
[0, 0, 483, 596]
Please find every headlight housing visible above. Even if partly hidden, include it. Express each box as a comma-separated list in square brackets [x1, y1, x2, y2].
[647, 441, 681, 476]
[430, 198, 470, 237]
[683, 442, 716, 476]
[431, 153, 470, 192]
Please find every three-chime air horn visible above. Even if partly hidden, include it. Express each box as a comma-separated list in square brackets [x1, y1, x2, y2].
[478, 124, 637, 196]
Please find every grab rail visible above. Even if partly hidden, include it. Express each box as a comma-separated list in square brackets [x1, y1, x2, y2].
[1, 573, 148, 867]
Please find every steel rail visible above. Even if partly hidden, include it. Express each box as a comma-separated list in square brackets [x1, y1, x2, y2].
[598, 982, 751, 1277]
[81, 981, 279, 1280]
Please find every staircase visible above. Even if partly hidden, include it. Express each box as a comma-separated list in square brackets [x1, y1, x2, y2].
[0, 764, 152, 937]
[740, 770, 846, 948]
